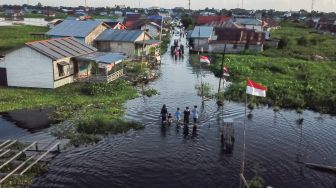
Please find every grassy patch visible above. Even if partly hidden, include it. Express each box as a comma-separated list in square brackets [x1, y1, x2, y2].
[264, 21, 336, 60]
[0, 25, 48, 52]
[160, 32, 171, 54]
[210, 54, 336, 114]
[143, 88, 160, 97]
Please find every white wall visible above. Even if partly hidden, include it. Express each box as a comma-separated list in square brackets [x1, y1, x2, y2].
[4, 47, 54, 88]
[0, 58, 5, 68]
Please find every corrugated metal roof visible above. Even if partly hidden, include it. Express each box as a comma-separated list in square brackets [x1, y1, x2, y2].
[96, 29, 144, 42]
[26, 37, 97, 60]
[76, 52, 126, 64]
[190, 26, 214, 38]
[46, 20, 105, 38]
[234, 18, 262, 26]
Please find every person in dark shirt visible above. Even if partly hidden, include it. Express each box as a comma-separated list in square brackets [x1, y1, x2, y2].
[183, 107, 190, 125]
[161, 104, 168, 124]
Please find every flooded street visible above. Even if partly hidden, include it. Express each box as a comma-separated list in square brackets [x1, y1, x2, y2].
[1, 35, 335, 187]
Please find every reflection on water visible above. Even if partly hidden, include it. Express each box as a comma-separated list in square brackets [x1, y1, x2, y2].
[29, 35, 336, 188]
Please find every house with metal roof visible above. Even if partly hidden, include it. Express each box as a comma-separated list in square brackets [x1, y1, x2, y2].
[1, 37, 126, 88]
[95, 29, 160, 58]
[46, 20, 110, 46]
[188, 26, 214, 52]
[209, 28, 265, 53]
[233, 17, 263, 32]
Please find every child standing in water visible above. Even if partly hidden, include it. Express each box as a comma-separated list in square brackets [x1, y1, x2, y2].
[175, 108, 181, 124]
[192, 105, 199, 125]
[167, 113, 173, 125]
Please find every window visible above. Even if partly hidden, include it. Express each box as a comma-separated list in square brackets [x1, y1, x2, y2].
[233, 44, 237, 49]
[57, 61, 69, 77]
[57, 64, 65, 77]
[118, 42, 122, 46]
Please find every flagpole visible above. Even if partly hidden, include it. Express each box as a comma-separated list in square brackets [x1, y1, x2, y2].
[217, 43, 226, 103]
[240, 87, 247, 188]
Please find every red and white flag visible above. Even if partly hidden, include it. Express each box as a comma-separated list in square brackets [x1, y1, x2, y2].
[223, 65, 230, 76]
[246, 79, 267, 97]
[200, 56, 210, 64]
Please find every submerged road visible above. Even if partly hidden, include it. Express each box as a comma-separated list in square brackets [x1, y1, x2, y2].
[26, 34, 336, 188]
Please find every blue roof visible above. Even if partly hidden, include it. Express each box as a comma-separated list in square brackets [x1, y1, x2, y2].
[96, 30, 144, 42]
[76, 52, 126, 64]
[190, 26, 214, 38]
[46, 20, 105, 38]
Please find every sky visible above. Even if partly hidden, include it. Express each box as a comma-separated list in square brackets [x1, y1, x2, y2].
[1, 0, 336, 12]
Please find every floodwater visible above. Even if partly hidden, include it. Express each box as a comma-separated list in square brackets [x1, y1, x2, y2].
[1, 35, 336, 187]
[0, 18, 49, 26]
[0, 108, 56, 143]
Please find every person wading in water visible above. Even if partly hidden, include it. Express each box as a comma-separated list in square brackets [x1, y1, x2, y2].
[160, 104, 168, 124]
[183, 107, 190, 125]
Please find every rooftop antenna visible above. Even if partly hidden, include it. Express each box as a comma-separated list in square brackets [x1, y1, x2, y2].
[188, 0, 191, 11]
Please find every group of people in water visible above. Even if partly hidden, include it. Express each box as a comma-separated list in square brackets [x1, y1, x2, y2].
[160, 104, 199, 126]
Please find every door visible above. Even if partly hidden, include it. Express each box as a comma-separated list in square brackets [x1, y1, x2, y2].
[0, 68, 8, 86]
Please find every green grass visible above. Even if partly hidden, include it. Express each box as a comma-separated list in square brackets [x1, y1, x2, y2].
[209, 54, 336, 114]
[265, 21, 336, 60]
[0, 25, 48, 52]
[1, 79, 142, 145]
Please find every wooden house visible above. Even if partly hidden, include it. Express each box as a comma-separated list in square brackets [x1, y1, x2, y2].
[46, 20, 110, 45]
[188, 26, 214, 52]
[209, 28, 265, 53]
[1, 37, 126, 88]
[95, 30, 160, 58]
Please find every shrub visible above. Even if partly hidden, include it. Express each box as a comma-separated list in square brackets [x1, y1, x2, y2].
[310, 38, 318, 45]
[278, 37, 289, 49]
[297, 36, 308, 46]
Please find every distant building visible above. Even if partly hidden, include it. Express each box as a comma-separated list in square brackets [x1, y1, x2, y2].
[188, 26, 265, 53]
[188, 26, 214, 52]
[209, 28, 265, 53]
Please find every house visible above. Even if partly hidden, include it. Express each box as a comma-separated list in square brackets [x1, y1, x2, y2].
[127, 20, 161, 37]
[205, 18, 244, 29]
[209, 28, 265, 53]
[1, 37, 95, 88]
[195, 16, 231, 25]
[233, 17, 263, 32]
[188, 26, 214, 52]
[95, 19, 127, 29]
[4, 9, 24, 21]
[0, 37, 126, 88]
[95, 30, 160, 58]
[316, 18, 336, 34]
[46, 20, 110, 45]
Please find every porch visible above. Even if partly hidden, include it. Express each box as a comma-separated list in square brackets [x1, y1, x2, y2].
[74, 52, 125, 83]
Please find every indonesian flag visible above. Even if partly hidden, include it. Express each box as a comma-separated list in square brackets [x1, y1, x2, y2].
[200, 56, 210, 64]
[223, 65, 230, 76]
[262, 20, 268, 28]
[246, 79, 267, 97]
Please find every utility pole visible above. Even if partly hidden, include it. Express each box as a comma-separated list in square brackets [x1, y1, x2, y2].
[188, 0, 191, 11]
[311, 0, 314, 12]
[241, 0, 244, 9]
